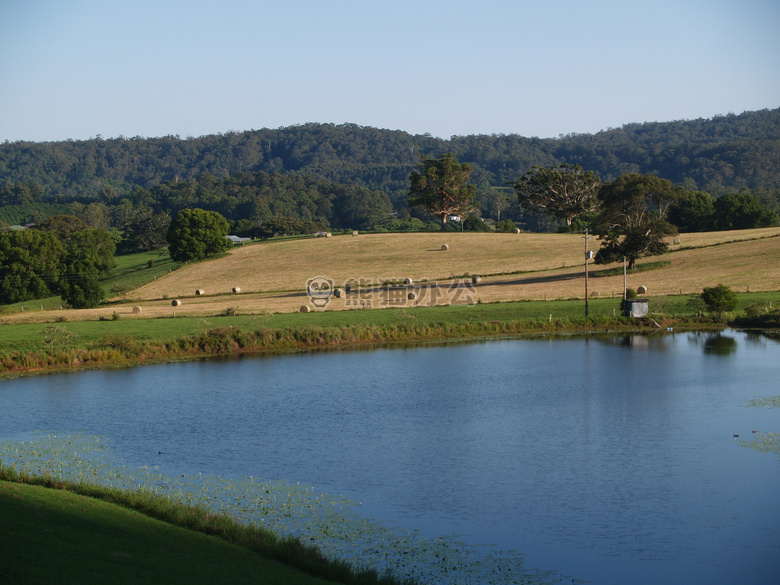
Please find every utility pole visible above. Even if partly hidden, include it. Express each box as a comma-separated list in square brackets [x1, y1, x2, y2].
[583, 229, 593, 317]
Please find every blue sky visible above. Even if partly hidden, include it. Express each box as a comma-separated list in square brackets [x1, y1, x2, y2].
[1, 0, 778, 142]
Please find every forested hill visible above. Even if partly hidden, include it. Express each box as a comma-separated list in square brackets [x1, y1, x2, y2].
[1, 108, 779, 211]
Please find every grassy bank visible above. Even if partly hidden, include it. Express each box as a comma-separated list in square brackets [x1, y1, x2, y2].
[2, 228, 779, 376]
[4, 292, 780, 376]
[0, 467, 410, 585]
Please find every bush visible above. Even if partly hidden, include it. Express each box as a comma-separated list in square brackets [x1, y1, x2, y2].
[463, 216, 493, 232]
[100, 334, 142, 356]
[495, 219, 517, 233]
[701, 284, 738, 318]
[731, 308, 780, 328]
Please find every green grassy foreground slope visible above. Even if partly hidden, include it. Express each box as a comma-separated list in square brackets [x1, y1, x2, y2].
[0, 476, 410, 585]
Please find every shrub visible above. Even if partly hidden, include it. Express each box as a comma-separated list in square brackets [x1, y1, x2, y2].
[495, 219, 517, 233]
[731, 308, 780, 328]
[463, 216, 493, 232]
[701, 284, 738, 319]
[100, 334, 142, 356]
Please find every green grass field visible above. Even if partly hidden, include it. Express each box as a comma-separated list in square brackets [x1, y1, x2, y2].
[0, 480, 343, 585]
[2, 287, 780, 357]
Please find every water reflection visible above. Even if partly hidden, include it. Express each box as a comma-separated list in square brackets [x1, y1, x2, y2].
[703, 332, 738, 355]
[684, 331, 739, 355]
[591, 331, 672, 351]
[598, 329, 767, 355]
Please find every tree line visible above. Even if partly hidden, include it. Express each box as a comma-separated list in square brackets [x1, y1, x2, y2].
[3, 153, 778, 308]
[2, 108, 778, 214]
[2, 110, 779, 308]
[0, 215, 115, 308]
[411, 155, 778, 269]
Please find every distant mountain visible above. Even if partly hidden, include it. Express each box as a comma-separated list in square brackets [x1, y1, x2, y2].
[2, 108, 778, 213]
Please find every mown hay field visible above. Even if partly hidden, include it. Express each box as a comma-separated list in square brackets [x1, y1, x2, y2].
[4, 228, 780, 323]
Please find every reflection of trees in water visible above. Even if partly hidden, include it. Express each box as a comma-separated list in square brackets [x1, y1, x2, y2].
[745, 330, 780, 344]
[687, 330, 780, 355]
[686, 331, 737, 355]
[591, 332, 671, 351]
[590, 330, 777, 355]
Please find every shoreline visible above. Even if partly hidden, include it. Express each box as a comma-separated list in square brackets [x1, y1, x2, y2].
[1, 314, 728, 378]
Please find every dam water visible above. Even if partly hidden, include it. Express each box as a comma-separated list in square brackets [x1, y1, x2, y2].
[1, 330, 778, 585]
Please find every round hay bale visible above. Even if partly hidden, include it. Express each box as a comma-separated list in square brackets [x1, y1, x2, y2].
[472, 276, 481, 284]
[673, 237, 681, 245]
[441, 243, 449, 251]
[590, 291, 600, 298]
[334, 289, 344, 298]
[407, 292, 417, 300]
[300, 305, 311, 313]
[404, 277, 413, 285]
[513, 228, 521, 234]
[171, 299, 181, 307]
[637, 285, 647, 295]
[352, 230, 359, 236]
[195, 289, 205, 296]
[325, 232, 332, 238]
[132, 306, 142, 314]
[232, 287, 241, 294]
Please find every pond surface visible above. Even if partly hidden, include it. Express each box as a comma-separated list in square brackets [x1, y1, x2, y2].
[1, 330, 779, 585]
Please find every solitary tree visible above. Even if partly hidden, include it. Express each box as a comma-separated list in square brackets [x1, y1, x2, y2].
[408, 153, 476, 231]
[510, 164, 601, 228]
[166, 208, 231, 262]
[594, 173, 682, 268]
[700, 284, 738, 319]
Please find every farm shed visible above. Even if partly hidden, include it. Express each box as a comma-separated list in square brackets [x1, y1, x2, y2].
[623, 298, 649, 318]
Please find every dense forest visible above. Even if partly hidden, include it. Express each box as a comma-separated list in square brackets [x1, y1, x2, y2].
[1, 108, 779, 233]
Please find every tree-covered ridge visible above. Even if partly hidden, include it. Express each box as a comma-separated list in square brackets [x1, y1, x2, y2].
[2, 109, 778, 211]
[0, 170, 393, 233]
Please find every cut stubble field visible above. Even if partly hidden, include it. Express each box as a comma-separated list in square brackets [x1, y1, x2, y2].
[4, 228, 780, 323]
